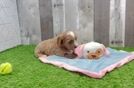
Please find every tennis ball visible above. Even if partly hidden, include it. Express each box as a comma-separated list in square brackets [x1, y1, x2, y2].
[0, 62, 12, 75]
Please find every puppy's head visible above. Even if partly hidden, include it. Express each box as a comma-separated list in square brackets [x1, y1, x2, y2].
[57, 31, 78, 51]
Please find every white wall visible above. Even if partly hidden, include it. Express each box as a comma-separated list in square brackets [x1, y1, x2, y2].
[0, 0, 21, 52]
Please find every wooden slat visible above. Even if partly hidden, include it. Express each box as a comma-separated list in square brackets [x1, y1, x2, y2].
[52, 0, 65, 36]
[39, 0, 53, 40]
[109, 0, 126, 47]
[94, 0, 110, 46]
[77, 0, 94, 44]
[64, 0, 79, 30]
[17, 0, 41, 44]
[125, 0, 134, 47]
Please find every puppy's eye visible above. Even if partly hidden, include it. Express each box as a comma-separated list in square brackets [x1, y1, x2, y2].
[87, 51, 90, 53]
[69, 40, 74, 44]
[97, 51, 100, 53]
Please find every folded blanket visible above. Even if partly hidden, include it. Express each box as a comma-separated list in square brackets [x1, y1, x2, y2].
[39, 48, 134, 78]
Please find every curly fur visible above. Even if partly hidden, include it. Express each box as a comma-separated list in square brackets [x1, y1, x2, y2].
[35, 31, 78, 58]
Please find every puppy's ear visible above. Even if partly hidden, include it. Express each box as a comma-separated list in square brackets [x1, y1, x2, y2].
[57, 35, 64, 47]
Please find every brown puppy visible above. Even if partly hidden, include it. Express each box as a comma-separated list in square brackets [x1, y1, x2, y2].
[35, 31, 78, 58]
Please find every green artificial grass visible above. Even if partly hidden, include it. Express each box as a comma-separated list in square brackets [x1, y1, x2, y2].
[0, 45, 134, 88]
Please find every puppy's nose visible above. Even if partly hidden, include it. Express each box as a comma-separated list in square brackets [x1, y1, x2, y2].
[74, 45, 77, 48]
[91, 55, 97, 58]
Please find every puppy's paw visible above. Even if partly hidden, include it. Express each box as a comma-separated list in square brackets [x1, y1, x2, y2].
[64, 53, 77, 59]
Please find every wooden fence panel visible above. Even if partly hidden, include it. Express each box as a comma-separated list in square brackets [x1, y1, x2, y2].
[53, 0, 94, 44]
[77, 0, 94, 43]
[39, 0, 53, 40]
[52, 0, 65, 36]
[125, 0, 134, 47]
[1, 0, 134, 48]
[17, 0, 41, 44]
[109, 0, 126, 47]
[64, 0, 79, 30]
[94, 0, 110, 46]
